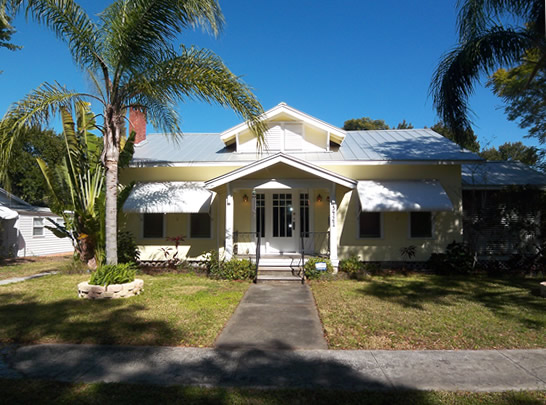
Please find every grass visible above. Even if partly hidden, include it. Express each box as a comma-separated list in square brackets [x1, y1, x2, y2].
[311, 274, 546, 350]
[1, 380, 545, 405]
[0, 255, 72, 280]
[0, 272, 249, 347]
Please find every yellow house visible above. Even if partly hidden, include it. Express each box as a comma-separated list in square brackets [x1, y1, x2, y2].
[121, 103, 481, 271]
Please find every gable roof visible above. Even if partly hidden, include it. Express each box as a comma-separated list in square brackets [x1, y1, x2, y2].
[220, 102, 347, 146]
[462, 161, 546, 189]
[132, 128, 481, 166]
[205, 153, 357, 189]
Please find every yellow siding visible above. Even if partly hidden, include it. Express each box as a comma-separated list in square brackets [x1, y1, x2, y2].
[122, 163, 463, 262]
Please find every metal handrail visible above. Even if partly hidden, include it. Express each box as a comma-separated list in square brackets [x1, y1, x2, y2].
[255, 232, 261, 283]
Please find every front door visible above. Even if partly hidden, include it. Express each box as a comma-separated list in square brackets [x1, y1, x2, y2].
[254, 191, 299, 254]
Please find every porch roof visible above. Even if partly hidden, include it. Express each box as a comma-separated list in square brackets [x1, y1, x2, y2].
[204, 153, 357, 190]
[123, 182, 216, 214]
[357, 180, 454, 212]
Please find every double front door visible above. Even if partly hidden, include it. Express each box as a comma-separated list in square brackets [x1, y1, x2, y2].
[254, 191, 310, 254]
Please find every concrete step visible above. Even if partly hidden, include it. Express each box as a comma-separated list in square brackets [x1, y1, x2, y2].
[256, 274, 303, 283]
[258, 258, 303, 266]
[258, 268, 302, 277]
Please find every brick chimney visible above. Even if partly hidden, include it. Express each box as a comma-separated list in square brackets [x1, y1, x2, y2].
[129, 108, 147, 144]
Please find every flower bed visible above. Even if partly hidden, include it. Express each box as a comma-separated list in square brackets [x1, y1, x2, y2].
[78, 279, 144, 299]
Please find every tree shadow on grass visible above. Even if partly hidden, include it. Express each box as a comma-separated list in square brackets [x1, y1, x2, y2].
[0, 292, 182, 346]
[358, 275, 546, 330]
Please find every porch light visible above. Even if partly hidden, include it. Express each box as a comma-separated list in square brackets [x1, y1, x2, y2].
[242, 194, 249, 203]
[316, 194, 322, 202]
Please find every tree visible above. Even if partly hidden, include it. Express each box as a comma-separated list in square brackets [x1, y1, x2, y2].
[479, 141, 544, 168]
[430, 122, 481, 152]
[343, 117, 413, 130]
[0, 13, 21, 74]
[0, 0, 265, 265]
[0, 125, 65, 206]
[343, 117, 389, 130]
[430, 0, 545, 145]
[488, 51, 546, 143]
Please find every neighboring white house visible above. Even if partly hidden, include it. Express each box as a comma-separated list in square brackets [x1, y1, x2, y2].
[0, 188, 73, 257]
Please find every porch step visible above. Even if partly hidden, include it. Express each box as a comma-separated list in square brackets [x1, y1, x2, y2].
[256, 274, 303, 283]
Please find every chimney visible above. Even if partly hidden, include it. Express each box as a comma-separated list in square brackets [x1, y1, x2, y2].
[129, 107, 147, 144]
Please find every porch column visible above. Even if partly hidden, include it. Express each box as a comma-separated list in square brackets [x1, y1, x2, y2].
[225, 184, 234, 260]
[329, 182, 339, 271]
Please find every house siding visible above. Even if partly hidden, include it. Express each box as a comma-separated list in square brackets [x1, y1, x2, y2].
[16, 213, 73, 257]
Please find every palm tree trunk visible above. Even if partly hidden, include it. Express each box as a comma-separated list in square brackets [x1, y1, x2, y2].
[104, 121, 120, 265]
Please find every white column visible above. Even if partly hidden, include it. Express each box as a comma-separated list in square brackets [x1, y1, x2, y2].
[225, 184, 234, 260]
[329, 182, 339, 272]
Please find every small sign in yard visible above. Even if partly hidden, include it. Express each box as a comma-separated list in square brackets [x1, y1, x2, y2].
[315, 262, 327, 271]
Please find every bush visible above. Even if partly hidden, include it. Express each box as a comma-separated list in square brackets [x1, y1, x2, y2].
[117, 231, 140, 264]
[89, 263, 136, 286]
[203, 250, 255, 280]
[428, 241, 474, 275]
[304, 257, 333, 280]
[340, 255, 367, 280]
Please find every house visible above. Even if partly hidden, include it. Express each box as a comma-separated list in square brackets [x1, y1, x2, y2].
[0, 188, 73, 257]
[121, 102, 483, 269]
[461, 161, 546, 256]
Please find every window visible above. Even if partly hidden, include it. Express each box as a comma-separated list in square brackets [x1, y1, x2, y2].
[358, 212, 381, 238]
[300, 193, 309, 238]
[190, 213, 211, 238]
[410, 212, 433, 238]
[32, 217, 44, 236]
[256, 193, 265, 238]
[143, 213, 164, 238]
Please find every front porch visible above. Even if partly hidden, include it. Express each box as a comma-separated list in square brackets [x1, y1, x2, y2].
[205, 154, 358, 270]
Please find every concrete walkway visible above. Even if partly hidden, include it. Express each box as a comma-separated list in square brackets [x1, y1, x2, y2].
[0, 271, 58, 286]
[1, 344, 544, 391]
[214, 283, 328, 350]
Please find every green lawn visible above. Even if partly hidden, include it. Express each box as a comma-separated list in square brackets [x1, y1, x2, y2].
[0, 255, 73, 280]
[2, 380, 545, 405]
[311, 274, 546, 350]
[0, 272, 249, 347]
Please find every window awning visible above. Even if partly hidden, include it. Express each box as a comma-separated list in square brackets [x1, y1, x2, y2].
[0, 206, 18, 220]
[357, 180, 453, 212]
[123, 182, 216, 214]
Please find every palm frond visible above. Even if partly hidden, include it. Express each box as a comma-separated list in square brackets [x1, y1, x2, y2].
[6, 0, 104, 72]
[457, 0, 538, 41]
[100, 0, 224, 91]
[430, 27, 532, 141]
[124, 46, 266, 146]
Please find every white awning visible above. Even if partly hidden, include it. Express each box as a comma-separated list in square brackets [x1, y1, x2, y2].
[0, 206, 18, 220]
[357, 180, 453, 212]
[123, 182, 216, 214]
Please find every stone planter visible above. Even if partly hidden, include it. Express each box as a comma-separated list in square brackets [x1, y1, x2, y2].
[540, 281, 546, 298]
[78, 279, 144, 299]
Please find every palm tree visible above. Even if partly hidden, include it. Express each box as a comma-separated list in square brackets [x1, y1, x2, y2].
[0, 0, 265, 264]
[430, 0, 545, 145]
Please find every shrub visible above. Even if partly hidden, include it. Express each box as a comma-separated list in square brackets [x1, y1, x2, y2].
[304, 257, 333, 280]
[340, 255, 367, 280]
[428, 241, 474, 275]
[203, 250, 255, 280]
[117, 231, 140, 264]
[89, 263, 136, 286]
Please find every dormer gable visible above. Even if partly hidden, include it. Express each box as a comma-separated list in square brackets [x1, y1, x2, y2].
[220, 102, 347, 153]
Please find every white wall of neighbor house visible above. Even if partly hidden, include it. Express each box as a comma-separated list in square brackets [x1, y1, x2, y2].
[16, 213, 73, 257]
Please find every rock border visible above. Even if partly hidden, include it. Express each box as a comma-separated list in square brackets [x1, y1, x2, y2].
[78, 279, 144, 299]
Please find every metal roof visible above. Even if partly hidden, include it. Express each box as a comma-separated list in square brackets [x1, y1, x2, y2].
[462, 161, 546, 188]
[131, 129, 481, 165]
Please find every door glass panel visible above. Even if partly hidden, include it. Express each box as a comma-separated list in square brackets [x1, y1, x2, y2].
[300, 193, 309, 238]
[273, 193, 292, 237]
[256, 193, 265, 238]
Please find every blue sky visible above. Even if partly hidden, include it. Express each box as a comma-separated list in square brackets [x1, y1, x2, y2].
[0, 0, 535, 149]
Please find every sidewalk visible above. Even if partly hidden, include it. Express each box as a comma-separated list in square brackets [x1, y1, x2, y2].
[1, 344, 544, 391]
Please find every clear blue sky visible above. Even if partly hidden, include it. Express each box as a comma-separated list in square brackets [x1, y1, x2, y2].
[0, 0, 535, 149]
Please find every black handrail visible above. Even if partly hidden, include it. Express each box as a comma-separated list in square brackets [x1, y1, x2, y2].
[255, 232, 261, 283]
